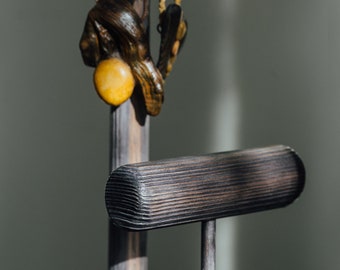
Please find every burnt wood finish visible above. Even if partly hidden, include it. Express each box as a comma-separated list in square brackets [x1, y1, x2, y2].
[107, 1, 150, 270]
[108, 101, 149, 270]
[105, 145, 305, 231]
[201, 220, 216, 270]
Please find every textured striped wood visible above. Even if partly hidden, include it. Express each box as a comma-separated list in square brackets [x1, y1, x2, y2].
[108, 100, 149, 270]
[201, 220, 216, 270]
[107, 1, 150, 269]
[105, 145, 305, 231]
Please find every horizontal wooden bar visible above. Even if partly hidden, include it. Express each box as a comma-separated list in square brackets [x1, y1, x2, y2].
[105, 145, 305, 230]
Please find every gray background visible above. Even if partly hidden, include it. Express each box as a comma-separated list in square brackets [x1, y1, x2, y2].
[0, 0, 339, 269]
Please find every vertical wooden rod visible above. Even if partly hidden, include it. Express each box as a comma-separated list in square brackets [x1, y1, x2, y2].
[108, 101, 149, 270]
[201, 220, 216, 270]
[108, 2, 150, 270]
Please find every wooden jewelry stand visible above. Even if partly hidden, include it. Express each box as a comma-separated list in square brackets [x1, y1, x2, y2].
[79, 1, 305, 270]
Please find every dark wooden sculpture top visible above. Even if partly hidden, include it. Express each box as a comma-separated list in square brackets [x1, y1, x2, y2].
[105, 145, 305, 230]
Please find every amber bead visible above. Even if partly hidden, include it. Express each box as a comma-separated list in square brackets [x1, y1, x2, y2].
[93, 58, 135, 106]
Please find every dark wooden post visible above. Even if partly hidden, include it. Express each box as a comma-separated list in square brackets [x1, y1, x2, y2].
[108, 101, 149, 270]
[108, 1, 150, 269]
[201, 220, 216, 270]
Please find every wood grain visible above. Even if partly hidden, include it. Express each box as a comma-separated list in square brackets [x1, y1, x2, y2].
[107, 1, 150, 269]
[201, 220, 216, 270]
[105, 145, 305, 231]
[108, 100, 149, 270]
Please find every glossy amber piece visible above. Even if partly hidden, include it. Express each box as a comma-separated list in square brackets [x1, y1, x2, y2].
[93, 58, 135, 106]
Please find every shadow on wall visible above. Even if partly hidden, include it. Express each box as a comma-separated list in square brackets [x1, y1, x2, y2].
[235, 1, 340, 270]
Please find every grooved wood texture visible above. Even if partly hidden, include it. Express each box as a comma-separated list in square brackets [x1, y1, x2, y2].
[108, 101, 149, 270]
[106, 0, 150, 269]
[105, 145, 305, 231]
[201, 220, 216, 270]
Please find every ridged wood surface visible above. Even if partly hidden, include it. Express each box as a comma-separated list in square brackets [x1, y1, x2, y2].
[107, 2, 150, 269]
[105, 145, 305, 231]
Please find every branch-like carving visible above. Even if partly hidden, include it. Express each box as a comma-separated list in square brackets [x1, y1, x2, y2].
[79, 0, 187, 116]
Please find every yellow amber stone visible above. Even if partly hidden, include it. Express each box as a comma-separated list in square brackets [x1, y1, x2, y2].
[93, 58, 135, 106]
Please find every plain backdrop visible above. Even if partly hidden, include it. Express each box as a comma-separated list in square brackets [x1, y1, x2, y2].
[0, 0, 339, 269]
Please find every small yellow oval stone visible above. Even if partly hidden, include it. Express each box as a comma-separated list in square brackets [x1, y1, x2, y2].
[93, 58, 135, 106]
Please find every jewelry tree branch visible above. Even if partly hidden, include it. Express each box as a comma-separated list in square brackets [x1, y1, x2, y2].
[79, 0, 187, 269]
